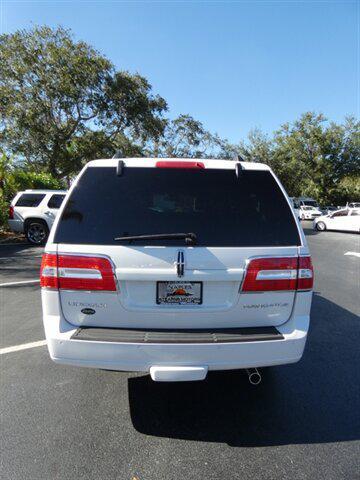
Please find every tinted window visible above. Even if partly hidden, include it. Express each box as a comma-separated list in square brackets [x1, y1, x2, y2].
[48, 194, 65, 209]
[15, 193, 45, 207]
[303, 200, 318, 207]
[332, 210, 348, 217]
[350, 211, 359, 216]
[55, 167, 301, 247]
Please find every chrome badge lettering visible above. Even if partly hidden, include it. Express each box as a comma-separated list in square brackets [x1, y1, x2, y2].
[243, 302, 289, 309]
[68, 301, 107, 309]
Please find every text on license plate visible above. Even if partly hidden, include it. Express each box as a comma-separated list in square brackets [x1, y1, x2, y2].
[156, 281, 202, 305]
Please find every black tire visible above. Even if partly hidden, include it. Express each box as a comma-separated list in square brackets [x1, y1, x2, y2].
[316, 221, 326, 232]
[25, 220, 49, 245]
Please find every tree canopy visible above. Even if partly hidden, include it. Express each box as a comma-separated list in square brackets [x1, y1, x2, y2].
[0, 26, 167, 177]
[0, 25, 359, 208]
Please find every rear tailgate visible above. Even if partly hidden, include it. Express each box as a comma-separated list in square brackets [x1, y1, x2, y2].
[57, 244, 299, 328]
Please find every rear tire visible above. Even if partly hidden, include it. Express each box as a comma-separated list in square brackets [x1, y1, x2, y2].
[25, 220, 49, 245]
[316, 221, 326, 231]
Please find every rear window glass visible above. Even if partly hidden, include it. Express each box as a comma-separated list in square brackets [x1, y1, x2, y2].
[55, 167, 301, 247]
[15, 193, 45, 207]
[48, 194, 65, 209]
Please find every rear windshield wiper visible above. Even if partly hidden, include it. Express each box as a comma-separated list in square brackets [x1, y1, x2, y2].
[114, 232, 197, 244]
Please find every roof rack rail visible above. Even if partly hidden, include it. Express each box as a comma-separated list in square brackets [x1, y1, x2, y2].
[235, 162, 244, 178]
[112, 150, 123, 159]
[116, 160, 124, 176]
[233, 153, 245, 162]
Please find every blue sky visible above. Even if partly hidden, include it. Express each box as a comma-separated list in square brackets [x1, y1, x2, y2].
[1, 1, 358, 142]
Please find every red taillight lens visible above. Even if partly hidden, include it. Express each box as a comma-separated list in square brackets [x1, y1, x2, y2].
[40, 254, 116, 291]
[297, 256, 314, 290]
[155, 161, 205, 169]
[242, 256, 313, 292]
[9, 206, 14, 219]
[58, 255, 116, 291]
[242, 257, 298, 292]
[40, 253, 58, 289]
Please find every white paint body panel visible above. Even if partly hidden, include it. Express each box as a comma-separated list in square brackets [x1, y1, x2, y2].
[42, 290, 311, 374]
[42, 158, 312, 381]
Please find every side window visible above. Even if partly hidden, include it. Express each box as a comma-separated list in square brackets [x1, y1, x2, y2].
[48, 194, 65, 209]
[15, 194, 45, 207]
[332, 210, 348, 217]
[350, 211, 359, 216]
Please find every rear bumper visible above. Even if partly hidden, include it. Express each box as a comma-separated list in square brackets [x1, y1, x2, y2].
[8, 219, 24, 233]
[43, 311, 310, 375]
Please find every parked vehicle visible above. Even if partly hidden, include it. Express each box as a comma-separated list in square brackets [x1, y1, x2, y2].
[347, 202, 360, 209]
[321, 206, 337, 215]
[299, 205, 322, 220]
[41, 158, 313, 383]
[294, 197, 320, 208]
[8, 190, 67, 245]
[289, 197, 300, 219]
[314, 208, 360, 233]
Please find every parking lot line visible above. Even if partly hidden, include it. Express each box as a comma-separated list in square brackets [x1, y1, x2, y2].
[344, 251, 360, 258]
[0, 279, 40, 287]
[0, 340, 47, 355]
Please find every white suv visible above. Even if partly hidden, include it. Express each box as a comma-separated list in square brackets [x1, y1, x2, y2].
[41, 158, 313, 383]
[299, 205, 322, 220]
[8, 190, 67, 245]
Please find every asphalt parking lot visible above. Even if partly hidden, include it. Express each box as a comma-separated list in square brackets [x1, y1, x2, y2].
[1, 222, 359, 480]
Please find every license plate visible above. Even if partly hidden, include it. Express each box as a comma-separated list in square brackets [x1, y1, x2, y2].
[156, 281, 202, 305]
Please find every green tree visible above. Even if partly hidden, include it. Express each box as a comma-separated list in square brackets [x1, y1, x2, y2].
[269, 113, 359, 202]
[145, 114, 224, 158]
[0, 26, 167, 177]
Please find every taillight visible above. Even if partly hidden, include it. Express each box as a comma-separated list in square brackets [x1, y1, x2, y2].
[297, 256, 314, 290]
[40, 254, 116, 291]
[156, 161, 205, 169]
[40, 253, 58, 289]
[242, 256, 313, 292]
[9, 206, 14, 219]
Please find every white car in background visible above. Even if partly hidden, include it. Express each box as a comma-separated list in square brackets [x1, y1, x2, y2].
[314, 208, 360, 233]
[8, 189, 67, 244]
[299, 205, 322, 220]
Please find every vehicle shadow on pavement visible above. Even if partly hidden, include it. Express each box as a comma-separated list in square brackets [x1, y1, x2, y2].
[0, 244, 43, 283]
[128, 294, 360, 446]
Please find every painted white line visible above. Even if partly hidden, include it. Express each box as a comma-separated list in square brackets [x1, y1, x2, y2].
[0, 279, 40, 287]
[0, 340, 47, 355]
[344, 252, 360, 258]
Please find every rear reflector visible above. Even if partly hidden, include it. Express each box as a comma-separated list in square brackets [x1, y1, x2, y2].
[242, 256, 313, 292]
[156, 161, 205, 169]
[40, 254, 116, 291]
[9, 206, 14, 219]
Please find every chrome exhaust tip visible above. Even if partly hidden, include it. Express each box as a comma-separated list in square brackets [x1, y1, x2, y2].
[246, 368, 262, 385]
